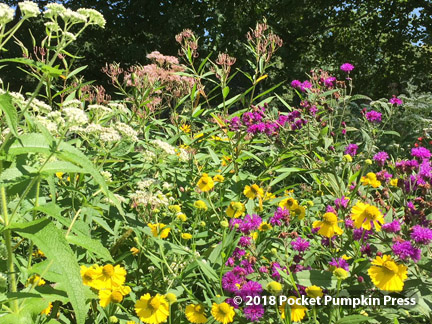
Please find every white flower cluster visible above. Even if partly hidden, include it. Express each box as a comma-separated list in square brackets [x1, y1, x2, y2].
[115, 122, 138, 141]
[142, 150, 157, 162]
[77, 8, 106, 28]
[29, 98, 52, 114]
[60, 8, 87, 24]
[100, 170, 112, 183]
[44, 21, 60, 32]
[137, 179, 158, 190]
[151, 139, 176, 155]
[9, 92, 26, 108]
[0, 4, 14, 25]
[102, 193, 127, 206]
[108, 102, 129, 114]
[36, 116, 57, 134]
[99, 127, 121, 143]
[63, 107, 88, 126]
[63, 99, 82, 108]
[44, 3, 66, 18]
[177, 148, 190, 161]
[18, 1, 39, 18]
[88, 104, 112, 115]
[130, 190, 172, 209]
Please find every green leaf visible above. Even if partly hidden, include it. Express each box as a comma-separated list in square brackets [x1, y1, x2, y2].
[335, 315, 369, 324]
[293, 270, 338, 289]
[0, 93, 18, 136]
[222, 86, 230, 99]
[66, 233, 113, 261]
[40, 161, 87, 175]
[9, 218, 88, 324]
[269, 168, 305, 186]
[207, 147, 220, 164]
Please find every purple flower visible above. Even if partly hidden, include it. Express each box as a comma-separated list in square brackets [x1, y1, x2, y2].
[373, 151, 389, 167]
[376, 170, 392, 182]
[389, 96, 403, 105]
[353, 229, 373, 241]
[411, 225, 432, 245]
[240, 259, 255, 274]
[239, 236, 252, 247]
[329, 258, 349, 271]
[365, 110, 382, 123]
[222, 271, 243, 293]
[382, 220, 401, 233]
[243, 304, 264, 322]
[411, 147, 431, 161]
[340, 63, 354, 72]
[291, 80, 302, 88]
[344, 143, 359, 156]
[291, 237, 310, 252]
[228, 116, 241, 131]
[345, 218, 354, 228]
[226, 298, 240, 309]
[392, 241, 421, 263]
[270, 207, 289, 226]
[335, 196, 350, 210]
[238, 280, 262, 298]
[324, 76, 336, 87]
[225, 257, 235, 267]
[360, 243, 372, 256]
[259, 266, 268, 273]
[300, 81, 313, 92]
[232, 248, 246, 259]
[326, 205, 337, 214]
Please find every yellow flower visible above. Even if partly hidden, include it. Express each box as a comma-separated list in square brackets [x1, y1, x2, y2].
[312, 212, 343, 238]
[177, 213, 187, 222]
[32, 249, 45, 258]
[279, 297, 307, 322]
[291, 205, 306, 219]
[361, 172, 381, 188]
[250, 231, 258, 241]
[92, 264, 127, 290]
[197, 173, 214, 192]
[40, 302, 52, 315]
[213, 174, 225, 182]
[194, 200, 208, 210]
[390, 178, 398, 187]
[185, 304, 207, 323]
[165, 293, 177, 304]
[266, 281, 282, 295]
[55, 172, 64, 179]
[211, 302, 235, 324]
[194, 133, 204, 140]
[365, 159, 373, 165]
[343, 154, 353, 162]
[181, 233, 193, 240]
[243, 184, 264, 199]
[258, 222, 272, 231]
[168, 205, 181, 213]
[333, 268, 349, 280]
[368, 255, 408, 291]
[99, 286, 131, 307]
[264, 192, 276, 201]
[148, 223, 171, 239]
[226, 202, 245, 218]
[135, 293, 170, 324]
[279, 197, 299, 211]
[221, 156, 232, 167]
[27, 275, 45, 287]
[342, 254, 352, 260]
[180, 124, 191, 133]
[306, 285, 323, 298]
[350, 201, 385, 231]
[80, 264, 102, 288]
[130, 247, 140, 256]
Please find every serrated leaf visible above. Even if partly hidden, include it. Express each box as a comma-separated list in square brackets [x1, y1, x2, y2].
[9, 218, 88, 324]
[0, 93, 18, 136]
[66, 233, 113, 261]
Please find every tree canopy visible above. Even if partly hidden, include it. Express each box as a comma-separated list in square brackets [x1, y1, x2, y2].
[3, 0, 432, 98]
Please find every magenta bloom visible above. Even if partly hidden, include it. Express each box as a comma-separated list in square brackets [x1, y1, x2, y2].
[291, 237, 310, 252]
[291, 80, 302, 88]
[238, 280, 262, 298]
[373, 151, 389, 167]
[344, 143, 359, 156]
[340, 63, 354, 72]
[411, 225, 432, 245]
[334, 196, 349, 210]
[270, 207, 289, 226]
[329, 258, 349, 271]
[243, 304, 264, 321]
[365, 110, 382, 123]
[382, 220, 401, 233]
[392, 241, 421, 263]
[411, 147, 431, 161]
[300, 80, 313, 92]
[389, 96, 403, 105]
[324, 76, 336, 87]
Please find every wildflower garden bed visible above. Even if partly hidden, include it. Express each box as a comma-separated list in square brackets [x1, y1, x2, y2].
[0, 2, 432, 324]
